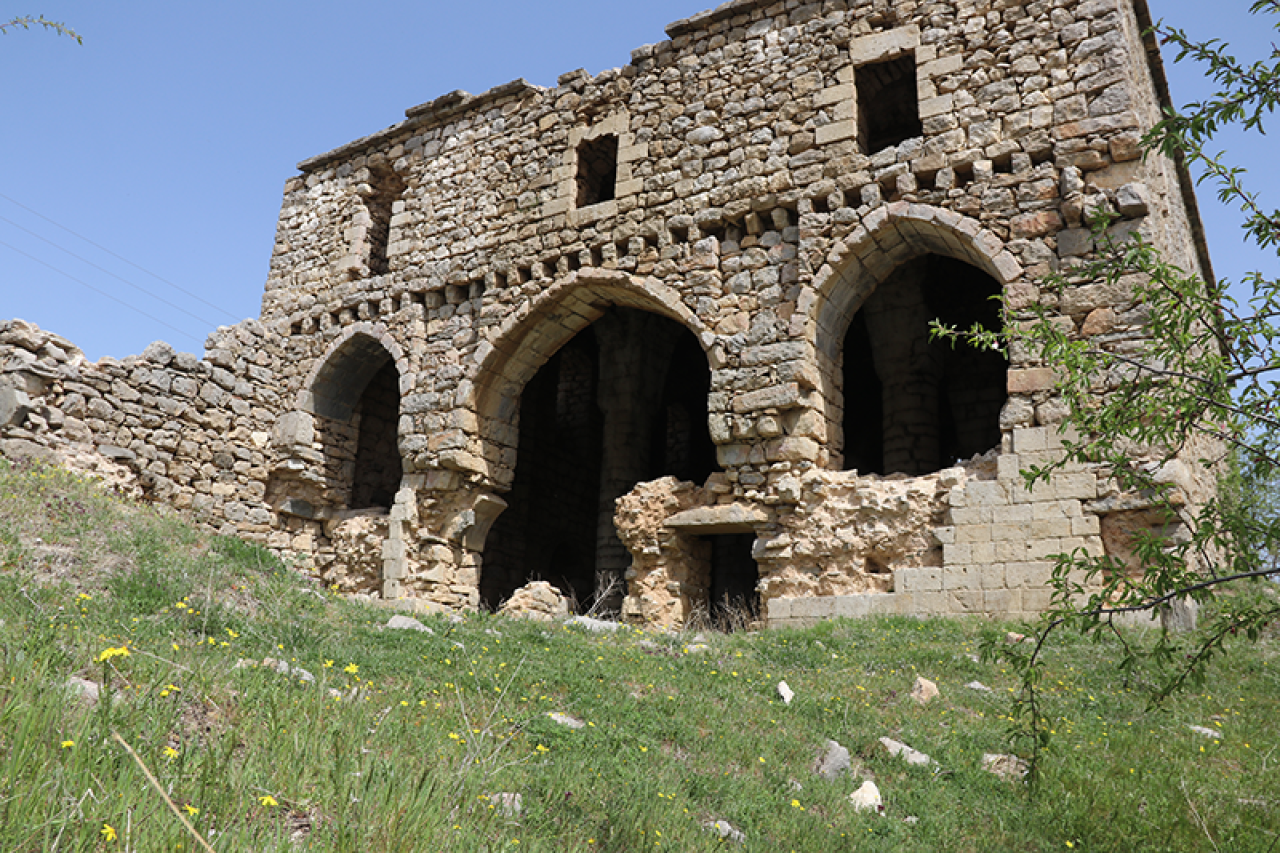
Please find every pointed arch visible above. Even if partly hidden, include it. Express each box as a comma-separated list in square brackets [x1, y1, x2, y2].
[299, 324, 408, 510]
[466, 269, 713, 490]
[808, 203, 1023, 471]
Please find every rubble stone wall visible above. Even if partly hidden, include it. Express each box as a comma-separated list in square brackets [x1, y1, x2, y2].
[1, 0, 1216, 629]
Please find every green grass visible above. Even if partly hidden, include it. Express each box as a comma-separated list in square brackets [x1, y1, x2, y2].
[0, 456, 1277, 851]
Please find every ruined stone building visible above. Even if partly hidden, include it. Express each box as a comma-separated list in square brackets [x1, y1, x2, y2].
[0, 0, 1216, 628]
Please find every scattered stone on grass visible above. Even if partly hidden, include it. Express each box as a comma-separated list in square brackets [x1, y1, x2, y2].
[849, 780, 884, 813]
[1189, 725, 1222, 739]
[385, 614, 433, 633]
[486, 792, 523, 819]
[777, 681, 795, 705]
[263, 657, 315, 683]
[911, 676, 939, 704]
[983, 753, 1030, 781]
[1005, 632, 1030, 644]
[66, 675, 102, 706]
[548, 712, 586, 730]
[812, 739, 851, 780]
[566, 615, 623, 632]
[966, 681, 992, 693]
[704, 819, 746, 843]
[879, 737, 932, 766]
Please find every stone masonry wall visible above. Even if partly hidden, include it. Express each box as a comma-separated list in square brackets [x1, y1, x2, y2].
[1, 0, 1218, 629]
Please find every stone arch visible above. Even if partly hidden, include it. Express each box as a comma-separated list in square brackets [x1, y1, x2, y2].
[299, 323, 409, 420]
[299, 325, 408, 511]
[466, 269, 719, 611]
[809, 203, 1023, 471]
[467, 269, 713, 490]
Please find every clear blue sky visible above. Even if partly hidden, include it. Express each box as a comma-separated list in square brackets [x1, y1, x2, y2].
[1, 1, 1275, 361]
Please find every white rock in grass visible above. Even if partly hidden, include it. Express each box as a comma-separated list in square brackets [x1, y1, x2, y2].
[849, 780, 883, 813]
[777, 680, 795, 705]
[566, 615, 622, 632]
[386, 614, 433, 633]
[548, 712, 586, 730]
[812, 739, 851, 780]
[66, 675, 102, 706]
[1189, 725, 1222, 739]
[910, 676, 939, 704]
[982, 753, 1029, 781]
[487, 792, 522, 818]
[704, 819, 746, 843]
[966, 681, 992, 693]
[879, 737, 932, 766]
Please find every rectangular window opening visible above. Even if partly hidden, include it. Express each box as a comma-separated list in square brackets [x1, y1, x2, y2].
[856, 53, 922, 155]
[575, 134, 619, 208]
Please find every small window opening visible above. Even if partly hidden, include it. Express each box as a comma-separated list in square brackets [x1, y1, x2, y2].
[360, 165, 406, 276]
[575, 134, 619, 207]
[856, 53, 922, 154]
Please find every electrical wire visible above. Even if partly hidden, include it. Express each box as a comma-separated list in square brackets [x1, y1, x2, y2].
[0, 191, 241, 323]
[0, 237, 205, 347]
[0, 212, 225, 329]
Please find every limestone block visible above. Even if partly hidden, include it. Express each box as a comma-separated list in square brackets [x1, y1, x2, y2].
[766, 596, 791, 622]
[0, 384, 33, 428]
[790, 596, 835, 621]
[896, 567, 942, 592]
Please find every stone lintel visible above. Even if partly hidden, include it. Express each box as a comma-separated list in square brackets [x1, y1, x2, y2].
[663, 503, 766, 534]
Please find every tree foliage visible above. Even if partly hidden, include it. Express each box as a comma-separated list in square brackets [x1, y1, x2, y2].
[950, 0, 1280, 776]
[0, 15, 80, 43]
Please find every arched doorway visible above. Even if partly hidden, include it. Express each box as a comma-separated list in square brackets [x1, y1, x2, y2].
[480, 306, 717, 612]
[307, 333, 404, 511]
[841, 253, 1006, 476]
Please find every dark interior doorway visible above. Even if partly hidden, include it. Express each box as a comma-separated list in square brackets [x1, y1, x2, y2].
[841, 254, 1006, 476]
[350, 361, 402, 509]
[481, 307, 717, 612]
[706, 533, 760, 629]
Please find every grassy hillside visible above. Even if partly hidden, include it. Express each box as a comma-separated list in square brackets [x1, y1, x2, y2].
[0, 457, 1276, 851]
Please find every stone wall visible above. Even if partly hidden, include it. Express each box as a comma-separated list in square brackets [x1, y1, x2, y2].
[1, 0, 1218, 629]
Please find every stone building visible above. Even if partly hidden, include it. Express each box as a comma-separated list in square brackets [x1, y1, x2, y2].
[0, 0, 1217, 628]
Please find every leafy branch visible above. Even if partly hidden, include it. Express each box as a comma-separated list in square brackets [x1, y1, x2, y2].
[0, 15, 81, 43]
[942, 4, 1280, 782]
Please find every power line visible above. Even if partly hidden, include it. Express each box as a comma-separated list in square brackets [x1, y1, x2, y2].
[0, 237, 205, 347]
[0, 212, 225, 329]
[0, 191, 242, 323]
